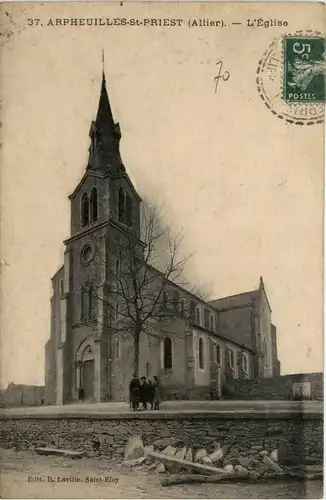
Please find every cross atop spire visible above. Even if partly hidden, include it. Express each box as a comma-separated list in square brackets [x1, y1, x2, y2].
[101, 48, 105, 81]
[95, 56, 115, 133]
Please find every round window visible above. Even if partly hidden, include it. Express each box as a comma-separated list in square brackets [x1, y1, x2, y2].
[81, 244, 93, 264]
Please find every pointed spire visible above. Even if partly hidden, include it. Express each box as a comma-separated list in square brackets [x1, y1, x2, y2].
[87, 53, 124, 173]
[95, 51, 115, 132]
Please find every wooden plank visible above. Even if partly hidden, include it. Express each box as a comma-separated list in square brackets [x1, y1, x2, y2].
[147, 451, 228, 475]
[35, 447, 84, 458]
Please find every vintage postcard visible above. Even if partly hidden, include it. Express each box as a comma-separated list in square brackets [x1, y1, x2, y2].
[0, 1, 324, 499]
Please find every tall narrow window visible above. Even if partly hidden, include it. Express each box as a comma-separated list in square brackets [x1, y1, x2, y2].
[162, 291, 168, 311]
[228, 348, 235, 369]
[115, 338, 120, 359]
[210, 314, 214, 332]
[204, 309, 210, 329]
[118, 188, 125, 221]
[216, 344, 222, 365]
[115, 258, 120, 278]
[199, 337, 204, 369]
[173, 291, 180, 315]
[88, 285, 93, 319]
[90, 188, 98, 222]
[126, 194, 132, 227]
[180, 299, 186, 317]
[60, 280, 64, 298]
[163, 337, 172, 369]
[242, 352, 248, 373]
[81, 193, 89, 227]
[81, 288, 88, 321]
[190, 301, 196, 322]
[196, 307, 201, 326]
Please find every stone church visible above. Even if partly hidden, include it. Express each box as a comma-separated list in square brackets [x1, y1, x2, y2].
[45, 70, 281, 405]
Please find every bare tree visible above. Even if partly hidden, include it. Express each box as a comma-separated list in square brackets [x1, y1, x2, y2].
[82, 202, 204, 375]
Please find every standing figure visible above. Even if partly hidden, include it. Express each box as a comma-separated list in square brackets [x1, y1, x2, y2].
[139, 376, 149, 410]
[78, 387, 85, 402]
[147, 380, 155, 410]
[129, 374, 141, 411]
[153, 375, 161, 410]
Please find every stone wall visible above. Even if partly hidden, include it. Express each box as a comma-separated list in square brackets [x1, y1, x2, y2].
[0, 413, 322, 465]
[45, 338, 56, 405]
[0, 385, 45, 407]
[226, 373, 323, 400]
[161, 385, 211, 401]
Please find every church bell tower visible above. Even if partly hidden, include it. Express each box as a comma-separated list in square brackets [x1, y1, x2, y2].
[60, 59, 142, 403]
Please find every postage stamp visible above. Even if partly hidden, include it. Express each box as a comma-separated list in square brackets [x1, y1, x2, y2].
[256, 31, 325, 125]
[283, 36, 326, 102]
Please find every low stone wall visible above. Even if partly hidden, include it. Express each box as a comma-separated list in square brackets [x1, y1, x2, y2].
[226, 373, 323, 401]
[0, 385, 45, 407]
[0, 412, 322, 465]
[161, 386, 212, 401]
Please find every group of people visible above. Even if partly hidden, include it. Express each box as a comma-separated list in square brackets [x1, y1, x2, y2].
[129, 374, 161, 411]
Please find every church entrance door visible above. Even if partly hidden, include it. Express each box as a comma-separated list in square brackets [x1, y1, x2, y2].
[83, 360, 95, 400]
[75, 339, 96, 402]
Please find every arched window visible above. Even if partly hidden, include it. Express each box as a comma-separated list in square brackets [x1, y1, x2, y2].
[81, 193, 89, 227]
[163, 337, 172, 369]
[199, 337, 204, 369]
[90, 188, 98, 222]
[118, 188, 125, 221]
[228, 348, 235, 369]
[242, 352, 248, 373]
[126, 194, 132, 227]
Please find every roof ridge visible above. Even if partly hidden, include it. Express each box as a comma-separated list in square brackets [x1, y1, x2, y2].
[209, 289, 258, 303]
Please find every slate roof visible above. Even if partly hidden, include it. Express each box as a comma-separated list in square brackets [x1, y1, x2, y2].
[209, 290, 259, 311]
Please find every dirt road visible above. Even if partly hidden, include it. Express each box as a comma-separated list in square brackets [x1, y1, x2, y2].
[0, 448, 323, 499]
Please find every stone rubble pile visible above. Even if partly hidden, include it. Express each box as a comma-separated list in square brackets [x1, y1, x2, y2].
[122, 435, 281, 475]
[121, 435, 323, 484]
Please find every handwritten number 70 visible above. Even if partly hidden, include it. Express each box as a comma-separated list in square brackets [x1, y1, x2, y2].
[214, 61, 230, 94]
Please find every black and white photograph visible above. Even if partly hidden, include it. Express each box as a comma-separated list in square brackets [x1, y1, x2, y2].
[0, 1, 324, 498]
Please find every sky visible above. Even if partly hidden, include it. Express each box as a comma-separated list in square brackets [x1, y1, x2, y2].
[0, 1, 324, 387]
